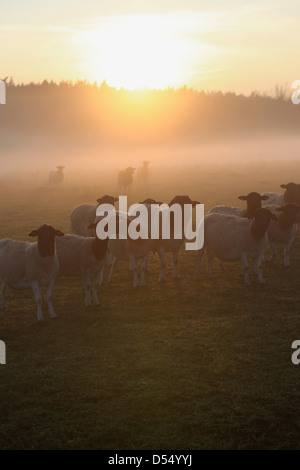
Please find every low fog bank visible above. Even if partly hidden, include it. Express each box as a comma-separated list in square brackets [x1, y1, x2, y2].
[0, 133, 299, 179]
[0, 134, 299, 217]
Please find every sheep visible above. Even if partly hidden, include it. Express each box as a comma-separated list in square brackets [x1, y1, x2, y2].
[263, 203, 300, 266]
[105, 212, 153, 287]
[137, 161, 150, 183]
[128, 198, 163, 273]
[262, 183, 300, 233]
[209, 192, 270, 219]
[262, 182, 300, 206]
[118, 167, 135, 192]
[70, 195, 119, 237]
[49, 165, 65, 184]
[56, 226, 108, 306]
[195, 208, 278, 285]
[153, 195, 200, 282]
[0, 225, 64, 321]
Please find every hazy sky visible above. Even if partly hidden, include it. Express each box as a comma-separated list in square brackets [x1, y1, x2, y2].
[1, 0, 299, 93]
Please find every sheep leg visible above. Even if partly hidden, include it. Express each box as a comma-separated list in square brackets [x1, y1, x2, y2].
[255, 255, 266, 284]
[172, 252, 181, 280]
[284, 240, 293, 267]
[129, 258, 135, 271]
[99, 264, 105, 285]
[91, 271, 100, 305]
[206, 248, 215, 278]
[158, 247, 166, 282]
[85, 271, 93, 307]
[195, 248, 204, 280]
[140, 255, 148, 286]
[108, 257, 118, 283]
[1, 282, 6, 310]
[31, 281, 44, 321]
[46, 280, 57, 318]
[106, 252, 112, 266]
[267, 242, 277, 263]
[240, 253, 250, 285]
[129, 253, 139, 287]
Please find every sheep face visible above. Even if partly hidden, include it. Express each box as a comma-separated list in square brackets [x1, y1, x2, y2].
[29, 225, 64, 257]
[238, 192, 269, 218]
[251, 208, 278, 241]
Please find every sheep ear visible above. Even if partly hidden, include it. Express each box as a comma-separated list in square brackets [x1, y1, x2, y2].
[261, 195, 269, 200]
[28, 230, 38, 237]
[238, 195, 247, 201]
[280, 184, 287, 188]
[55, 230, 64, 237]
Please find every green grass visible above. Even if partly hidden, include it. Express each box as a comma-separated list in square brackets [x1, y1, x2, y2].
[0, 166, 300, 450]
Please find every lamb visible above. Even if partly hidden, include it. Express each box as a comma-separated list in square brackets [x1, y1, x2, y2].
[56, 226, 108, 306]
[153, 195, 200, 282]
[0, 225, 64, 321]
[118, 167, 135, 192]
[70, 195, 119, 237]
[195, 208, 278, 285]
[49, 165, 65, 184]
[209, 192, 269, 219]
[263, 203, 300, 266]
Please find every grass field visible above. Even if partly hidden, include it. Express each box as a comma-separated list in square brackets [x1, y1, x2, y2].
[0, 161, 300, 450]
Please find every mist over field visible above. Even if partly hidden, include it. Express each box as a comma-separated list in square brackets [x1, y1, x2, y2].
[0, 81, 299, 181]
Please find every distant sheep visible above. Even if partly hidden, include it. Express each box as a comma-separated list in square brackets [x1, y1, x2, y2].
[209, 192, 269, 219]
[70, 195, 119, 237]
[118, 167, 135, 192]
[49, 165, 65, 184]
[264, 203, 300, 266]
[137, 161, 150, 183]
[195, 208, 277, 285]
[56, 227, 108, 306]
[0, 225, 64, 321]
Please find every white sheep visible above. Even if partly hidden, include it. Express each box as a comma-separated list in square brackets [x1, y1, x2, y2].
[56, 227, 108, 306]
[209, 192, 269, 219]
[195, 208, 277, 285]
[0, 225, 64, 321]
[264, 203, 300, 266]
[70, 195, 119, 237]
[49, 165, 65, 184]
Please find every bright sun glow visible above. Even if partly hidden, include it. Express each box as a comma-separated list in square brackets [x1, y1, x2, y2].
[72, 13, 218, 90]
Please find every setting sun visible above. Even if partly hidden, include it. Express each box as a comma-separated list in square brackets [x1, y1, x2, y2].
[72, 13, 218, 89]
